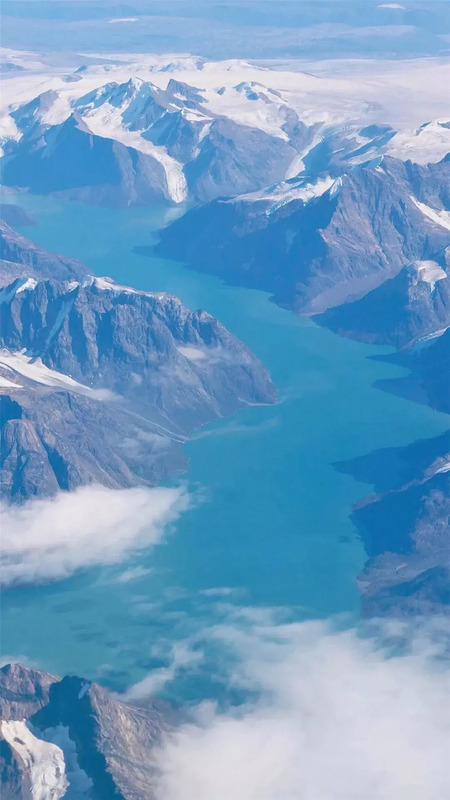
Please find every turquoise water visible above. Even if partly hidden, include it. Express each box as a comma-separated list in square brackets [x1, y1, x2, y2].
[2, 192, 448, 697]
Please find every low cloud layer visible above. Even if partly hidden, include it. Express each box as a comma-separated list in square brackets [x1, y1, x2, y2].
[1, 484, 189, 586]
[152, 615, 450, 800]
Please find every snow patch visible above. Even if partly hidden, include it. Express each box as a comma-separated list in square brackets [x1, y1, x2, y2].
[177, 346, 207, 361]
[410, 260, 447, 291]
[410, 198, 450, 232]
[108, 17, 138, 24]
[233, 175, 336, 210]
[0, 720, 67, 800]
[16, 277, 38, 294]
[386, 119, 450, 164]
[45, 726, 93, 797]
[0, 374, 23, 388]
[87, 275, 169, 301]
[77, 682, 90, 700]
[417, 324, 450, 344]
[0, 278, 37, 304]
[434, 460, 450, 475]
[0, 350, 115, 401]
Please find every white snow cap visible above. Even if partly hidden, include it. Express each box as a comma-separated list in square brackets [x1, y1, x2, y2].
[410, 260, 447, 292]
[0, 720, 68, 800]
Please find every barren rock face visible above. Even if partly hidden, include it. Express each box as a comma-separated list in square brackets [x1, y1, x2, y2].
[158, 156, 450, 316]
[0, 270, 276, 502]
[0, 663, 60, 721]
[0, 663, 168, 800]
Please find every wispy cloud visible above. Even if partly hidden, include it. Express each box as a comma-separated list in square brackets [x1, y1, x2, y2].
[125, 640, 202, 700]
[116, 566, 154, 584]
[0, 484, 189, 587]
[151, 614, 450, 800]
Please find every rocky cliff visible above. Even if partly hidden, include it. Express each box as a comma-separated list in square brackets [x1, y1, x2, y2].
[336, 431, 450, 617]
[157, 156, 450, 314]
[0, 663, 166, 800]
[0, 220, 87, 287]
[0, 274, 276, 500]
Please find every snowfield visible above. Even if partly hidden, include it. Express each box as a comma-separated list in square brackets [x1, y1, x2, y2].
[410, 260, 447, 292]
[0, 48, 449, 177]
[0, 720, 68, 800]
[411, 198, 450, 232]
[0, 349, 116, 400]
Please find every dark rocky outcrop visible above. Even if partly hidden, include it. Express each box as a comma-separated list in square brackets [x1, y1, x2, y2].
[0, 204, 36, 228]
[374, 328, 450, 415]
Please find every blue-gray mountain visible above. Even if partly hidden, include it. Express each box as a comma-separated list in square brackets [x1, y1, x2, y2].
[157, 155, 450, 316]
[315, 245, 450, 413]
[375, 328, 450, 415]
[0, 662, 165, 800]
[0, 245, 276, 501]
[157, 154, 450, 414]
[315, 246, 450, 349]
[0, 77, 312, 206]
[336, 430, 450, 617]
[0, 219, 87, 286]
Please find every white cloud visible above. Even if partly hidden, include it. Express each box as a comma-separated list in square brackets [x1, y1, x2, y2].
[116, 566, 154, 583]
[0, 654, 37, 669]
[108, 17, 138, 24]
[126, 640, 202, 700]
[152, 616, 450, 800]
[0, 484, 189, 587]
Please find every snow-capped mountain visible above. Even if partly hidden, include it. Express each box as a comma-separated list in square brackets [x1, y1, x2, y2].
[0, 234, 276, 502]
[315, 247, 450, 348]
[156, 152, 450, 419]
[0, 662, 165, 800]
[0, 217, 87, 286]
[0, 72, 312, 205]
[157, 156, 450, 314]
[1, 53, 449, 207]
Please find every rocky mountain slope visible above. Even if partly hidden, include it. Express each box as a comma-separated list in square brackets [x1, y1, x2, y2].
[157, 155, 450, 314]
[315, 247, 450, 349]
[375, 328, 450, 415]
[157, 153, 450, 421]
[336, 431, 450, 617]
[0, 220, 87, 286]
[0, 239, 276, 501]
[1, 75, 312, 206]
[0, 663, 165, 800]
[2, 52, 449, 208]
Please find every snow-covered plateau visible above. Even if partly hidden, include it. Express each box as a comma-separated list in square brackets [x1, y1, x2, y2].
[0, 49, 449, 206]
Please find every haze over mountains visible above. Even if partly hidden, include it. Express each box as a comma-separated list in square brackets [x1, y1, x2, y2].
[2, 0, 450, 60]
[0, 32, 449, 799]
[1, 47, 449, 611]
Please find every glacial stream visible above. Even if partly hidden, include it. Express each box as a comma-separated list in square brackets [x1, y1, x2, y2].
[2, 192, 448, 699]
